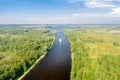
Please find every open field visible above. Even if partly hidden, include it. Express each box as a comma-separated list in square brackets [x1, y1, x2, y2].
[0, 26, 55, 80]
[64, 26, 120, 80]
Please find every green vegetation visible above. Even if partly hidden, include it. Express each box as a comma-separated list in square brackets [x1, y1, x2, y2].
[0, 26, 55, 80]
[65, 27, 120, 80]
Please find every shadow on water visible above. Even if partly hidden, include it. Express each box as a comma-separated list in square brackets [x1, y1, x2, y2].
[22, 30, 71, 80]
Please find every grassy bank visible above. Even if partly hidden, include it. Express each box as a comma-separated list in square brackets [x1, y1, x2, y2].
[18, 52, 47, 80]
[64, 27, 120, 80]
[0, 27, 55, 80]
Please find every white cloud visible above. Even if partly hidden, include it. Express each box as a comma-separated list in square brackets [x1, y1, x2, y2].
[67, 0, 118, 8]
[84, 0, 115, 8]
[110, 7, 120, 14]
[71, 12, 120, 24]
[72, 7, 120, 18]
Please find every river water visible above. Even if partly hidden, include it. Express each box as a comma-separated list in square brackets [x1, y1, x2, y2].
[22, 31, 71, 80]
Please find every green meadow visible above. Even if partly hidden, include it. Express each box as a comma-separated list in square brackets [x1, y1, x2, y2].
[65, 27, 120, 80]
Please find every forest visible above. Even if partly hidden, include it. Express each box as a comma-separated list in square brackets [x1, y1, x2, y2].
[64, 26, 120, 80]
[0, 26, 55, 80]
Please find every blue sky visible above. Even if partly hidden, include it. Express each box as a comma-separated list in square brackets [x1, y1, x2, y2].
[0, 0, 120, 24]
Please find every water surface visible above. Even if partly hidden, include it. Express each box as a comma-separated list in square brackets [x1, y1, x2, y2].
[22, 31, 71, 80]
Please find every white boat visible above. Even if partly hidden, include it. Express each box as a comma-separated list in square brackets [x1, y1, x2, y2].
[59, 38, 62, 44]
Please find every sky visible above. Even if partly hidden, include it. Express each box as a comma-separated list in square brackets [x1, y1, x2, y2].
[0, 0, 120, 24]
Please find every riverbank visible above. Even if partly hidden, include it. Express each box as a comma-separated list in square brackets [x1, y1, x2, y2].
[18, 36, 55, 80]
[18, 52, 48, 80]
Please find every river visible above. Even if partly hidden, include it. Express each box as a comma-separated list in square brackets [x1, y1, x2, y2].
[22, 31, 71, 80]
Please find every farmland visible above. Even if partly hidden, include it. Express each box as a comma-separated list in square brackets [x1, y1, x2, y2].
[64, 26, 120, 80]
[0, 26, 55, 80]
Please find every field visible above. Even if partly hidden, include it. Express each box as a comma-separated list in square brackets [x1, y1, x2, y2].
[0, 26, 55, 80]
[64, 26, 120, 80]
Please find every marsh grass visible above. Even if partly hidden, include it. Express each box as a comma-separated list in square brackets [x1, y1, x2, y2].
[65, 27, 120, 80]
